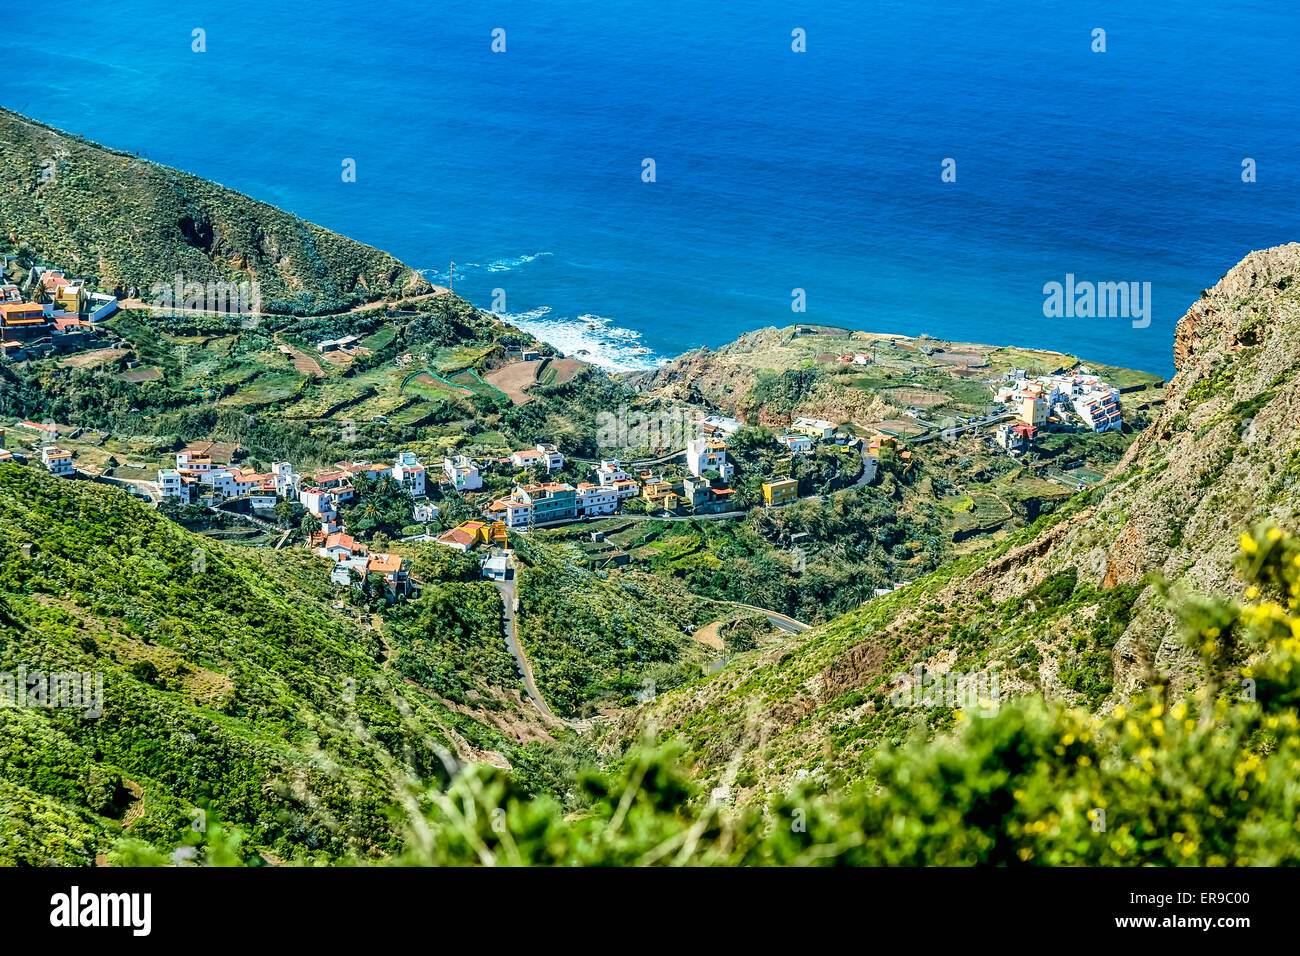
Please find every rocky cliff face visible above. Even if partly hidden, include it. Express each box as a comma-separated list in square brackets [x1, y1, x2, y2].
[880, 242, 1300, 699]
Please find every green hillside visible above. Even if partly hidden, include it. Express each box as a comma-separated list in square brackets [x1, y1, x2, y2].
[0, 108, 430, 314]
[0, 464, 542, 864]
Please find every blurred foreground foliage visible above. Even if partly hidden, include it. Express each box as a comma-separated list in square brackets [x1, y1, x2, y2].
[120, 525, 1300, 866]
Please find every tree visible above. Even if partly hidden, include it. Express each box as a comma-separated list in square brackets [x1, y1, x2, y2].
[273, 498, 293, 528]
[344, 473, 413, 540]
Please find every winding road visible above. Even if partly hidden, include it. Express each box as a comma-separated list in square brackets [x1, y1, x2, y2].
[490, 563, 561, 725]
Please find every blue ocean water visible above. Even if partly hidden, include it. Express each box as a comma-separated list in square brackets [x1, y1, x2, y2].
[7, 1, 1298, 375]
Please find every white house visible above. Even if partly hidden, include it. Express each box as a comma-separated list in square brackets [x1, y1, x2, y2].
[317, 335, 360, 353]
[509, 448, 546, 469]
[392, 451, 426, 497]
[596, 458, 630, 485]
[488, 496, 532, 528]
[686, 437, 734, 481]
[271, 461, 299, 497]
[792, 418, 835, 441]
[317, 531, 364, 561]
[576, 482, 618, 516]
[86, 292, 118, 322]
[413, 501, 440, 523]
[175, 450, 214, 472]
[481, 554, 509, 581]
[158, 468, 187, 500]
[443, 455, 482, 491]
[41, 445, 74, 476]
[597, 459, 640, 499]
[299, 487, 340, 530]
[777, 434, 814, 453]
[535, 442, 564, 471]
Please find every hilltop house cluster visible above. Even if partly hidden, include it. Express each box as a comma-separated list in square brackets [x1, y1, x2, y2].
[156, 442, 430, 596]
[993, 368, 1122, 453]
[434, 413, 887, 551]
[434, 434, 747, 550]
[0, 266, 118, 362]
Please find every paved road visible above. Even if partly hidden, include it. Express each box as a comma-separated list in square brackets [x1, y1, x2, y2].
[491, 566, 560, 724]
[78, 469, 159, 503]
[699, 597, 810, 633]
[910, 412, 1014, 445]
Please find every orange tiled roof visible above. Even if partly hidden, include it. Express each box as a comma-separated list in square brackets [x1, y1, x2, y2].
[323, 532, 360, 551]
[367, 553, 403, 574]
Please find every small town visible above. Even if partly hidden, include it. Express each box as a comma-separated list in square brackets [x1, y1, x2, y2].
[0, 259, 1132, 604]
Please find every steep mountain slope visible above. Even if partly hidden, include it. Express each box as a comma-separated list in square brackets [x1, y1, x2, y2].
[0, 464, 545, 864]
[604, 243, 1300, 794]
[0, 108, 431, 313]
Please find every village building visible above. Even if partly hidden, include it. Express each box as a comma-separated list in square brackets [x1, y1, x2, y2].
[41, 445, 74, 476]
[443, 455, 482, 491]
[596, 458, 640, 498]
[317, 335, 360, 353]
[487, 496, 533, 528]
[436, 520, 491, 551]
[642, 479, 681, 512]
[683, 476, 737, 512]
[318, 531, 365, 561]
[777, 433, 814, 454]
[392, 451, 426, 496]
[792, 417, 836, 441]
[509, 448, 545, 469]
[761, 478, 799, 507]
[576, 482, 618, 517]
[686, 437, 734, 482]
[365, 552, 409, 595]
[0, 302, 50, 340]
[481, 554, 509, 581]
[517, 481, 578, 523]
[995, 422, 1038, 453]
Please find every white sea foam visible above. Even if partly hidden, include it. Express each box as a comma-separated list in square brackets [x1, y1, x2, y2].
[497, 307, 666, 373]
[419, 252, 664, 372]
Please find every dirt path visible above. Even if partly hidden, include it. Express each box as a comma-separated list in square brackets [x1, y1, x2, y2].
[691, 621, 725, 650]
